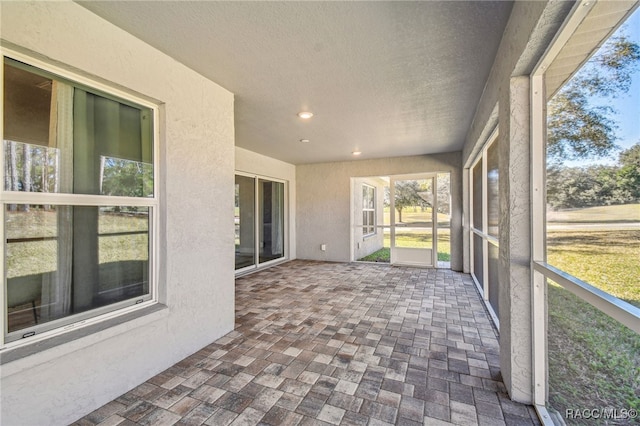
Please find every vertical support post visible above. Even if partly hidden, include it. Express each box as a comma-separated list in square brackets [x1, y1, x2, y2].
[531, 74, 548, 408]
[498, 76, 533, 404]
[462, 168, 470, 273]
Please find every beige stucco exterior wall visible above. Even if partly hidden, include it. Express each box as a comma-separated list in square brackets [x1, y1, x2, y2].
[0, 2, 235, 424]
[296, 152, 462, 270]
[235, 147, 297, 261]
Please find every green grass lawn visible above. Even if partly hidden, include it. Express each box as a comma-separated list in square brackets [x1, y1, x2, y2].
[547, 203, 640, 223]
[547, 228, 640, 421]
[548, 281, 640, 422]
[547, 230, 640, 306]
[358, 228, 451, 262]
[5, 209, 149, 278]
[382, 207, 451, 227]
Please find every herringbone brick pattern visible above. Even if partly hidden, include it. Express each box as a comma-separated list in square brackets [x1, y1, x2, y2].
[74, 260, 540, 426]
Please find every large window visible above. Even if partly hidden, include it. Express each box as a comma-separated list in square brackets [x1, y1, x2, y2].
[362, 184, 376, 236]
[2, 56, 157, 344]
[235, 173, 286, 272]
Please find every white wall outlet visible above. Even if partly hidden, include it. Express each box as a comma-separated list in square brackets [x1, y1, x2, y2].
[321, 244, 326, 251]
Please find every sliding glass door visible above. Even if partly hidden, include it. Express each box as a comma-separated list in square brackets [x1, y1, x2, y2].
[235, 174, 286, 272]
[235, 175, 255, 270]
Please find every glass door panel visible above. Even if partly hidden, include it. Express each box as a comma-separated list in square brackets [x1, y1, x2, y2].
[235, 175, 255, 270]
[258, 179, 285, 264]
[390, 176, 436, 267]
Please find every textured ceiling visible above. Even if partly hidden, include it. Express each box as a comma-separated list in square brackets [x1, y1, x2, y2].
[78, 1, 514, 165]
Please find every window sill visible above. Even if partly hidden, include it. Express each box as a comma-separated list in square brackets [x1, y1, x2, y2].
[0, 303, 167, 368]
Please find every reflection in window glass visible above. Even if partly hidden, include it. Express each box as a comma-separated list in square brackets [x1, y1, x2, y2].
[6, 205, 149, 334]
[3, 60, 153, 197]
[100, 156, 153, 198]
[486, 141, 499, 238]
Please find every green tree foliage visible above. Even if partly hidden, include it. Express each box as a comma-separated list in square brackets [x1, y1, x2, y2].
[101, 157, 153, 198]
[436, 174, 451, 216]
[547, 142, 640, 209]
[547, 35, 640, 162]
[392, 180, 431, 222]
[618, 142, 640, 200]
[4, 141, 58, 198]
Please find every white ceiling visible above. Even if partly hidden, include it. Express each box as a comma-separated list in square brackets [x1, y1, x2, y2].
[78, 1, 514, 165]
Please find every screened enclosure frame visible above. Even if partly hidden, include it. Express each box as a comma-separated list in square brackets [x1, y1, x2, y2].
[529, 0, 640, 422]
[468, 129, 499, 327]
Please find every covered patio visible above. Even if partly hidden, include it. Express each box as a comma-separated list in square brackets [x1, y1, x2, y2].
[75, 261, 539, 426]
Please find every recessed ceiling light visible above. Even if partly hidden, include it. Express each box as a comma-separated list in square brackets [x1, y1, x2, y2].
[297, 111, 313, 119]
[300, 139, 310, 143]
[352, 151, 362, 156]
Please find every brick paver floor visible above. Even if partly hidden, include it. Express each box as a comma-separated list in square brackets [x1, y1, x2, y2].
[75, 260, 540, 426]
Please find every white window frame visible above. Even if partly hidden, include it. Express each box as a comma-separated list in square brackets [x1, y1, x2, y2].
[0, 49, 160, 349]
[530, 0, 640, 420]
[362, 183, 376, 237]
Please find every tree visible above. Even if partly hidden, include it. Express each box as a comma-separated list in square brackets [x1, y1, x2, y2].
[101, 157, 153, 211]
[392, 180, 431, 223]
[436, 174, 451, 216]
[546, 144, 640, 210]
[547, 35, 640, 162]
[617, 142, 640, 201]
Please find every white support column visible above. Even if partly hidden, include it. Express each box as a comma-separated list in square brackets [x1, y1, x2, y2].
[531, 73, 548, 409]
[498, 75, 533, 404]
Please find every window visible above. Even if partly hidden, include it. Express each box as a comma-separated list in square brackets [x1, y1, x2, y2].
[2, 56, 157, 343]
[362, 184, 375, 236]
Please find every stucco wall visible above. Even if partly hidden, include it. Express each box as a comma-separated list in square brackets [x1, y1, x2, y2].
[235, 146, 297, 261]
[296, 153, 462, 270]
[0, 2, 235, 424]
